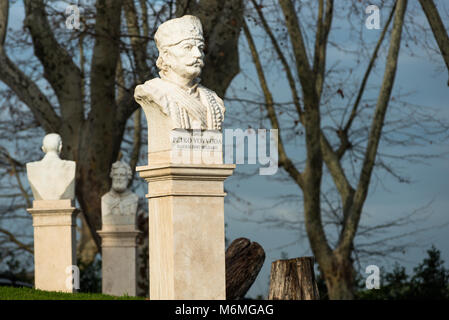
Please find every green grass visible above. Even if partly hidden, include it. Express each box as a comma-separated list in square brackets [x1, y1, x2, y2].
[0, 286, 145, 300]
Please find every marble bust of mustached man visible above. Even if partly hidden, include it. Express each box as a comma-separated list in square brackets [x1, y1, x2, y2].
[134, 15, 225, 131]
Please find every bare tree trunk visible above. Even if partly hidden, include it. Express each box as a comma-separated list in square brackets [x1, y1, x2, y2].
[268, 257, 320, 300]
[136, 211, 149, 297]
[321, 255, 355, 300]
[77, 213, 99, 267]
[225, 238, 265, 300]
[325, 277, 354, 299]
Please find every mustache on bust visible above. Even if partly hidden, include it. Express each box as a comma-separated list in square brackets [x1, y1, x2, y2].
[113, 181, 128, 188]
[186, 59, 204, 67]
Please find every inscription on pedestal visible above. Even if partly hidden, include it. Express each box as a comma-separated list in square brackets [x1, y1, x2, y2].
[170, 129, 222, 164]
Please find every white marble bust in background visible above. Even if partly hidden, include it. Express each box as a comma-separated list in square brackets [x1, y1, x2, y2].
[26, 133, 75, 201]
[134, 15, 225, 131]
[101, 161, 138, 226]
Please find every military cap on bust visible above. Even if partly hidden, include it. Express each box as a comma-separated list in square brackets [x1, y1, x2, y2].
[154, 15, 203, 49]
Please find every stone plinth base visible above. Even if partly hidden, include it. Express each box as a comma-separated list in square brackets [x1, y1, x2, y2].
[98, 225, 140, 296]
[137, 163, 235, 300]
[27, 199, 78, 292]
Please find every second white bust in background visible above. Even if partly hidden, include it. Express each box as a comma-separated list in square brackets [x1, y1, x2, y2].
[101, 161, 138, 226]
[26, 133, 75, 201]
[134, 15, 225, 131]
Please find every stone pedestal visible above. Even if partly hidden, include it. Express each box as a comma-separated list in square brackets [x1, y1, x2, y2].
[98, 225, 140, 296]
[137, 163, 234, 300]
[134, 21, 234, 298]
[27, 199, 79, 292]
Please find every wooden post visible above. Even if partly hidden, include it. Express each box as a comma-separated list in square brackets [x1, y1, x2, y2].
[268, 257, 320, 300]
[225, 238, 265, 300]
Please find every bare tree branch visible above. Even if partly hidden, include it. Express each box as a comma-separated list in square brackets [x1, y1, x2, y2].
[319, 133, 354, 215]
[23, 0, 84, 125]
[0, 228, 33, 254]
[313, 0, 333, 98]
[250, 0, 303, 121]
[243, 19, 304, 189]
[0, 0, 7, 46]
[124, 0, 151, 81]
[419, 0, 449, 85]
[342, 3, 397, 138]
[339, 0, 408, 254]
[5, 154, 31, 209]
[278, 0, 315, 99]
[138, 0, 150, 40]
[0, 1, 61, 133]
[90, 0, 123, 117]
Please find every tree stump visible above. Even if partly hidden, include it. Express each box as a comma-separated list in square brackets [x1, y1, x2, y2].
[225, 238, 265, 300]
[268, 257, 320, 300]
